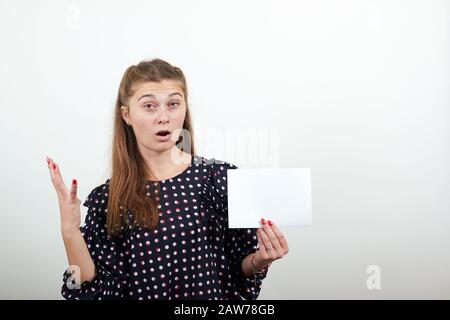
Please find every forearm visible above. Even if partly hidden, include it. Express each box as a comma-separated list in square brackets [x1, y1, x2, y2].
[61, 229, 96, 283]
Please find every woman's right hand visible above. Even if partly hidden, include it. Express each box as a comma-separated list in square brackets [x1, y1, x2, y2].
[46, 156, 81, 236]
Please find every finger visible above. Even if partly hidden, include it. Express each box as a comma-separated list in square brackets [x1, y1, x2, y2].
[255, 230, 270, 267]
[47, 157, 67, 195]
[256, 229, 267, 253]
[268, 220, 289, 253]
[70, 179, 78, 200]
[47, 157, 56, 181]
[260, 218, 283, 253]
[256, 229, 270, 263]
[47, 158, 61, 191]
[46, 156, 53, 172]
[258, 227, 274, 254]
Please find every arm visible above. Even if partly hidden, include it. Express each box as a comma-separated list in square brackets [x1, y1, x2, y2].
[61, 229, 96, 283]
[47, 157, 128, 300]
[240, 252, 268, 277]
[61, 184, 129, 300]
[240, 253, 254, 277]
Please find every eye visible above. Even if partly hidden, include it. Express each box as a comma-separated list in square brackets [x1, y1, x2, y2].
[144, 104, 157, 110]
[170, 101, 180, 108]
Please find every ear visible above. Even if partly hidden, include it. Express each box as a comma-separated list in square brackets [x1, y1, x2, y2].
[120, 105, 130, 125]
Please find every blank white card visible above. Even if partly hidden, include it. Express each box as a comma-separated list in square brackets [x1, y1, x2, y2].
[227, 168, 312, 228]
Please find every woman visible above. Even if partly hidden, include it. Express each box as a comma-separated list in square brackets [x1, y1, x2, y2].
[47, 58, 289, 300]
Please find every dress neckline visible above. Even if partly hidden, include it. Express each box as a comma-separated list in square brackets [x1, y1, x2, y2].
[146, 153, 194, 183]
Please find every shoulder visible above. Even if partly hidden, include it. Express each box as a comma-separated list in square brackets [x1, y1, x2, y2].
[80, 180, 112, 233]
[195, 155, 238, 200]
[193, 154, 238, 174]
[83, 179, 110, 209]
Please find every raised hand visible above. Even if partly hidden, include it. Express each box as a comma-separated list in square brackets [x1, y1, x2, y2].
[46, 156, 81, 236]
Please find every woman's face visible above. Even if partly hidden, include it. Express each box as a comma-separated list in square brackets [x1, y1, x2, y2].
[121, 79, 186, 153]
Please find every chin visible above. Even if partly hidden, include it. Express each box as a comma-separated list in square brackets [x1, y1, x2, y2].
[152, 142, 176, 152]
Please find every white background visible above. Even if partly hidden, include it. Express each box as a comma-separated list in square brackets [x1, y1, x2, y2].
[0, 0, 448, 299]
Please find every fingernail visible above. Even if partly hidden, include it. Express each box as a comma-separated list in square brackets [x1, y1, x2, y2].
[52, 163, 56, 170]
[72, 179, 77, 185]
[268, 220, 273, 226]
[260, 218, 266, 225]
[46, 157, 50, 164]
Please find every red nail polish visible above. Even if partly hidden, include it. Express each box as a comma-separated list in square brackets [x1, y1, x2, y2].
[52, 163, 56, 170]
[261, 218, 266, 225]
[268, 220, 273, 226]
[72, 179, 77, 185]
[46, 158, 50, 164]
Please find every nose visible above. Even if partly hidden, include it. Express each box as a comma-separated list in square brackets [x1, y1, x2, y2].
[156, 107, 170, 124]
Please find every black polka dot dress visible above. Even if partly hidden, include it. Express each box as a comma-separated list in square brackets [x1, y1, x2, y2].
[61, 154, 268, 300]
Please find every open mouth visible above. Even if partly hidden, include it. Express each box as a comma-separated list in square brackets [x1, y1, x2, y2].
[156, 130, 171, 137]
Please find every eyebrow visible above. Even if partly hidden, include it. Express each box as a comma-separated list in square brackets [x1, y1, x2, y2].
[138, 92, 183, 102]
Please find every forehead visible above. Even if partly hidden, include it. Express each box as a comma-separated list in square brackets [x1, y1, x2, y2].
[132, 79, 183, 99]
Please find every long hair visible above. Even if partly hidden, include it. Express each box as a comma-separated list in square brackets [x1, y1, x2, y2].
[106, 58, 195, 239]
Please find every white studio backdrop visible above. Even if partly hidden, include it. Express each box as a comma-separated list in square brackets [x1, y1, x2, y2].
[0, 0, 448, 299]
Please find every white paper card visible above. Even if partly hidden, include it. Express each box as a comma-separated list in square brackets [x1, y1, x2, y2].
[227, 168, 312, 228]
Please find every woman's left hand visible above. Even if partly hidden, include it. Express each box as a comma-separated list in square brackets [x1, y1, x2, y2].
[253, 218, 289, 270]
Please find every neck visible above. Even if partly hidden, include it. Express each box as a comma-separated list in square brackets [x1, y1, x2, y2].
[143, 148, 191, 181]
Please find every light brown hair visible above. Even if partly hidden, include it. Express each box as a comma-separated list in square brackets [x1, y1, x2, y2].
[107, 58, 195, 239]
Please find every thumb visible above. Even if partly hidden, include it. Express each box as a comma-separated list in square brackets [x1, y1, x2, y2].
[70, 179, 78, 201]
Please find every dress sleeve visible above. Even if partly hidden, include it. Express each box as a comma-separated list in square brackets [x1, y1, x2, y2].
[61, 181, 130, 300]
[202, 159, 268, 300]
